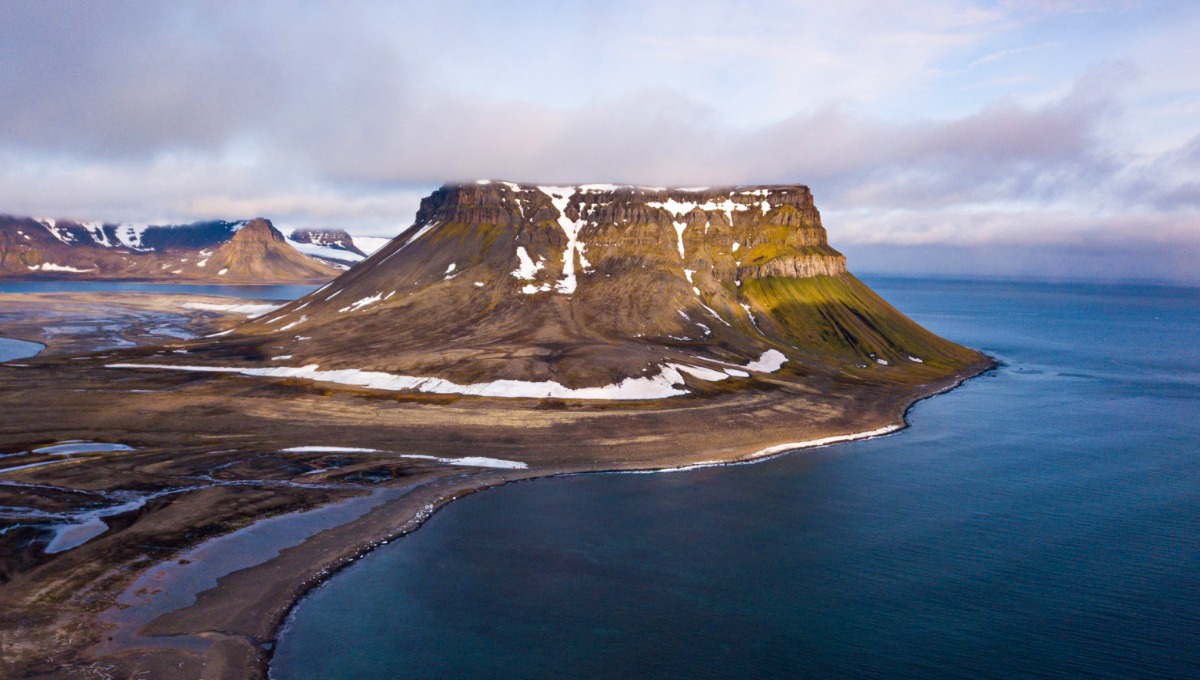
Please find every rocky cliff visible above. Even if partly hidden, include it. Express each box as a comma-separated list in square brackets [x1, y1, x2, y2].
[216, 181, 983, 396]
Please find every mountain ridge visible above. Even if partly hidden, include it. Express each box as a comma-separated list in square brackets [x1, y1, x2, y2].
[0, 214, 352, 282]
[185, 180, 985, 397]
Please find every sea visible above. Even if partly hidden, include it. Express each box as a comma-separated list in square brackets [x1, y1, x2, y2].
[240, 278, 1198, 677]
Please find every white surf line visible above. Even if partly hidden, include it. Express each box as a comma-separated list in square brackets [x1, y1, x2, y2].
[620, 424, 904, 475]
[282, 446, 528, 470]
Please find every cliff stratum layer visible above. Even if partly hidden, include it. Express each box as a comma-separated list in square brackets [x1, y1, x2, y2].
[204, 181, 985, 398]
[0, 215, 344, 282]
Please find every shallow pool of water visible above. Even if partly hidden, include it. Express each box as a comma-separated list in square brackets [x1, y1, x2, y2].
[0, 281, 320, 300]
[0, 337, 45, 362]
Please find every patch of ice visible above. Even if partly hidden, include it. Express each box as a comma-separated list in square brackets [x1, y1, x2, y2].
[744, 349, 787, 372]
[511, 246, 544, 280]
[108, 362, 699, 401]
[740, 302, 764, 334]
[538, 186, 588, 294]
[445, 262, 456, 274]
[218, 268, 228, 276]
[351, 236, 391, 255]
[876, 358, 890, 366]
[286, 237, 366, 263]
[338, 291, 381, 312]
[683, 269, 695, 283]
[109, 223, 152, 250]
[908, 356, 924, 363]
[698, 199, 749, 228]
[474, 282, 485, 287]
[38, 219, 76, 244]
[699, 301, 732, 327]
[279, 316, 308, 331]
[444, 456, 527, 469]
[182, 302, 280, 318]
[282, 446, 381, 453]
[271, 355, 293, 361]
[732, 242, 740, 252]
[285, 446, 528, 470]
[668, 364, 729, 382]
[33, 263, 97, 273]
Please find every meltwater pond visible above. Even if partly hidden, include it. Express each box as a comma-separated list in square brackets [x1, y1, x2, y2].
[272, 279, 1200, 679]
[0, 337, 44, 362]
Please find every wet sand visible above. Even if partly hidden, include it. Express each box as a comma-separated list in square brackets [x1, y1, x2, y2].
[0, 292, 992, 678]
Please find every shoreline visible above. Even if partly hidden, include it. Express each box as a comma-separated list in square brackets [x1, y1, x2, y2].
[251, 356, 995, 678]
[0, 289, 996, 677]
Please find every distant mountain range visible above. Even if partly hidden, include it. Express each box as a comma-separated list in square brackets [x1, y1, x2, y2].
[0, 214, 389, 282]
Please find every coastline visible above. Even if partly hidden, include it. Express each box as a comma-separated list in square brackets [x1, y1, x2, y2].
[244, 355, 993, 678]
[0, 289, 995, 678]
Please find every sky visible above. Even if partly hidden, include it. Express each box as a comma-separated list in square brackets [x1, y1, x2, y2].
[1, 1, 1198, 283]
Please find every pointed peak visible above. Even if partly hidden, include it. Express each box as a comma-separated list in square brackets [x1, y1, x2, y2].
[231, 218, 285, 243]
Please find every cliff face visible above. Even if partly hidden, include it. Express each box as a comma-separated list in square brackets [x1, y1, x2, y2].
[226, 181, 983, 392]
[411, 182, 846, 287]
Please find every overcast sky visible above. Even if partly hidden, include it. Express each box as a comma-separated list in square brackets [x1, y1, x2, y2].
[1, 1, 1198, 282]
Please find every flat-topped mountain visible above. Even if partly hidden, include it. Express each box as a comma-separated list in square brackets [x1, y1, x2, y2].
[205, 181, 985, 398]
[288, 229, 367, 259]
[0, 215, 346, 282]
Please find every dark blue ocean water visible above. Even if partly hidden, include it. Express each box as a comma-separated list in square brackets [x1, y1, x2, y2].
[271, 279, 1200, 679]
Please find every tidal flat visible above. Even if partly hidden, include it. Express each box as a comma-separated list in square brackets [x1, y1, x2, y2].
[0, 287, 989, 678]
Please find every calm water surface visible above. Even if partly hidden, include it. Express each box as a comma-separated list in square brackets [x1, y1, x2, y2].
[0, 337, 44, 362]
[272, 279, 1200, 679]
[0, 281, 319, 300]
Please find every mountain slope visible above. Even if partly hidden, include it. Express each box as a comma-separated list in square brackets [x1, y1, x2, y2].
[0, 214, 341, 282]
[203, 219, 342, 281]
[212, 181, 985, 397]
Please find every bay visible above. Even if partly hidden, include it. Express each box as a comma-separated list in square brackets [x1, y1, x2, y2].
[272, 278, 1200, 679]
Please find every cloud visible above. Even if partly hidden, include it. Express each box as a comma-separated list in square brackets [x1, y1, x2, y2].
[0, 1, 1196, 282]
